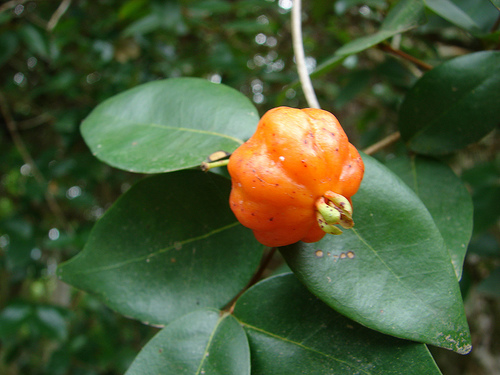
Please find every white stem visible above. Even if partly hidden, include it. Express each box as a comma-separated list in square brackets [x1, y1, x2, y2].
[291, 0, 320, 109]
[47, 0, 72, 32]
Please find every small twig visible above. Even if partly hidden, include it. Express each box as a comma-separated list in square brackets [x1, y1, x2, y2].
[379, 43, 434, 71]
[291, 0, 320, 109]
[18, 113, 54, 130]
[363, 131, 401, 155]
[47, 0, 72, 32]
[225, 247, 278, 314]
[0, 92, 73, 234]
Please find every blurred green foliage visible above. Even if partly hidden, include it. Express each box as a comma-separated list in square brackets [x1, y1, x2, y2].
[0, 0, 499, 374]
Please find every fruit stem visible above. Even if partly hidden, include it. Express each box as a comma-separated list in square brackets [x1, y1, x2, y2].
[200, 159, 230, 172]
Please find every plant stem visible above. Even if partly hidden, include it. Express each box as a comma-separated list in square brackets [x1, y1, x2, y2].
[0, 92, 73, 235]
[47, 0, 72, 32]
[363, 131, 401, 155]
[292, 0, 320, 109]
[200, 159, 230, 172]
[379, 43, 433, 71]
[225, 247, 278, 314]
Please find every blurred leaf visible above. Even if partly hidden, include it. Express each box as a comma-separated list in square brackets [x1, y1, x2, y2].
[233, 274, 443, 375]
[453, 0, 500, 32]
[58, 170, 263, 326]
[81, 77, 259, 173]
[224, 20, 271, 33]
[295, 0, 426, 90]
[126, 309, 250, 375]
[334, 0, 389, 16]
[34, 305, 69, 340]
[491, 0, 500, 10]
[385, 154, 473, 280]
[46, 347, 71, 375]
[0, 302, 68, 341]
[423, 0, 480, 33]
[0, 301, 32, 338]
[467, 233, 500, 257]
[311, 0, 426, 81]
[398, 51, 500, 155]
[118, 0, 149, 20]
[122, 1, 187, 36]
[335, 0, 426, 56]
[18, 24, 50, 60]
[335, 70, 372, 109]
[281, 154, 471, 354]
[188, 0, 234, 16]
[122, 13, 162, 35]
[0, 31, 18, 67]
[1, 217, 36, 270]
[477, 267, 500, 298]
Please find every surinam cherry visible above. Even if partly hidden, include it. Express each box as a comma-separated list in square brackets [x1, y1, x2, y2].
[227, 106, 364, 247]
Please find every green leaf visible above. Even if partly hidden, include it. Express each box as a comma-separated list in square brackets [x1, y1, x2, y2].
[281, 154, 471, 354]
[57, 170, 263, 326]
[288, 0, 426, 91]
[18, 24, 50, 60]
[453, 0, 500, 32]
[335, 0, 426, 56]
[398, 51, 500, 155]
[491, 0, 500, 11]
[122, 1, 187, 36]
[424, 0, 480, 33]
[126, 309, 250, 375]
[234, 274, 443, 375]
[81, 77, 259, 173]
[385, 154, 473, 280]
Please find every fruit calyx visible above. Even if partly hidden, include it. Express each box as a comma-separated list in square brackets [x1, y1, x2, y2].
[316, 191, 354, 235]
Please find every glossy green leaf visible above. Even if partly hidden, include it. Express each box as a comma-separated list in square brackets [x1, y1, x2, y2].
[385, 154, 473, 280]
[424, 0, 480, 33]
[398, 51, 500, 155]
[335, 0, 426, 56]
[281, 154, 471, 354]
[57, 170, 263, 326]
[234, 274, 443, 375]
[81, 77, 259, 173]
[126, 309, 250, 375]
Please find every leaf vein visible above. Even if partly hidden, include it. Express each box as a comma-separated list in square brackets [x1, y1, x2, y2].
[68, 222, 240, 274]
[241, 322, 372, 374]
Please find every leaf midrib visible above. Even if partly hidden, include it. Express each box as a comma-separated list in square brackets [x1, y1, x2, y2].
[240, 321, 372, 375]
[61, 221, 240, 275]
[85, 112, 245, 145]
[351, 227, 447, 326]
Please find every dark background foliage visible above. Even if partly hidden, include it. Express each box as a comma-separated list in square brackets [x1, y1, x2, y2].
[0, 0, 498, 374]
